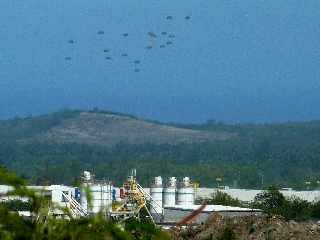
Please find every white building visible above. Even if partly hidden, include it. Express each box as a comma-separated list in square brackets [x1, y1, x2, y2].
[196, 188, 320, 202]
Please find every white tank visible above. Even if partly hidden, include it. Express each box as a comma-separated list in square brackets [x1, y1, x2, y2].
[150, 176, 163, 215]
[81, 183, 112, 214]
[90, 184, 112, 214]
[177, 177, 194, 206]
[163, 177, 176, 207]
[80, 183, 89, 212]
[154, 176, 162, 186]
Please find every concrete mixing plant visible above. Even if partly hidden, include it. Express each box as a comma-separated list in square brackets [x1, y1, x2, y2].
[0, 170, 262, 225]
[54, 171, 195, 223]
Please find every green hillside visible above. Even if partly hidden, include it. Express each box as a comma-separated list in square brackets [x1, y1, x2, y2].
[1, 109, 320, 189]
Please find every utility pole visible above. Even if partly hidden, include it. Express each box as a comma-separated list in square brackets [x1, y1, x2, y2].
[258, 172, 264, 188]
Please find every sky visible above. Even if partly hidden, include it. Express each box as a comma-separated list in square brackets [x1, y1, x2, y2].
[0, 0, 319, 123]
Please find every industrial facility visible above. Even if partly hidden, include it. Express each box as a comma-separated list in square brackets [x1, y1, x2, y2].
[0, 170, 261, 224]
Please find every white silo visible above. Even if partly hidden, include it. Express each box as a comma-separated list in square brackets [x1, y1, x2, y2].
[90, 183, 112, 214]
[163, 177, 177, 207]
[80, 171, 113, 214]
[150, 176, 163, 216]
[177, 177, 195, 206]
[80, 171, 91, 212]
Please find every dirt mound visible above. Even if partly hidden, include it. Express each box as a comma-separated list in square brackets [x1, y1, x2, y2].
[176, 213, 320, 240]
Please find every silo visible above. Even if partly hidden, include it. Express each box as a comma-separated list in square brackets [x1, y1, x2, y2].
[80, 183, 89, 212]
[163, 177, 176, 207]
[90, 183, 112, 214]
[150, 176, 163, 217]
[80, 171, 92, 212]
[80, 171, 112, 214]
[177, 177, 195, 206]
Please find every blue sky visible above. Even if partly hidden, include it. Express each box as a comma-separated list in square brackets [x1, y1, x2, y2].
[0, 0, 319, 123]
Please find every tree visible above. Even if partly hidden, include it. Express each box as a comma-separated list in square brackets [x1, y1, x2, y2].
[197, 190, 243, 207]
[283, 197, 311, 221]
[253, 186, 286, 216]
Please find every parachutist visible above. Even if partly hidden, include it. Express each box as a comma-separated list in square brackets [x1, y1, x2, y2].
[148, 32, 157, 38]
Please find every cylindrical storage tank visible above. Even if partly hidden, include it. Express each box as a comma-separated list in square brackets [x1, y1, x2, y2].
[81, 183, 112, 214]
[80, 171, 92, 213]
[163, 177, 176, 207]
[80, 184, 88, 212]
[177, 177, 195, 206]
[90, 184, 112, 214]
[150, 176, 163, 216]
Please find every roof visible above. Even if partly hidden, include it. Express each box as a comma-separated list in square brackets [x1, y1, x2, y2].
[164, 204, 261, 212]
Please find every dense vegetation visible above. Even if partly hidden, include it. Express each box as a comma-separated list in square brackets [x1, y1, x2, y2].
[1, 109, 320, 188]
[0, 167, 170, 240]
[197, 188, 320, 222]
[0, 200, 32, 212]
[253, 186, 320, 221]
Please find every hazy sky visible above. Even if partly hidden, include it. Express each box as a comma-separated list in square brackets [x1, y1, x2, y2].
[0, 0, 319, 123]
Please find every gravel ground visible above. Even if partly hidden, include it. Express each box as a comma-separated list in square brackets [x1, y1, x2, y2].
[174, 214, 320, 240]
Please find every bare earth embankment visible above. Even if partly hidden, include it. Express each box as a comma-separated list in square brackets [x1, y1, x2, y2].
[176, 214, 320, 240]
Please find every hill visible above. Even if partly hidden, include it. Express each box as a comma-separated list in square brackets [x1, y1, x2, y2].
[0, 110, 233, 146]
[1, 109, 320, 189]
[31, 112, 233, 146]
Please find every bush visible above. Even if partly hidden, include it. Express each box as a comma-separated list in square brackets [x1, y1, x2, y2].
[252, 186, 286, 216]
[283, 197, 311, 221]
[0, 200, 32, 211]
[217, 225, 238, 240]
[311, 201, 320, 219]
[197, 190, 243, 207]
[252, 186, 320, 221]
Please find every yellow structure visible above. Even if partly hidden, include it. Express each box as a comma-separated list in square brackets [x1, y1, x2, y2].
[110, 169, 155, 223]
